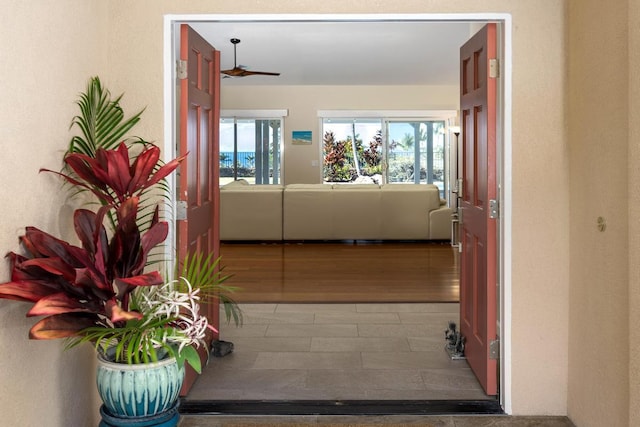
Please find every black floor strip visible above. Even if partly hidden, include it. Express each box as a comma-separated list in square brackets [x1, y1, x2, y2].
[179, 399, 503, 416]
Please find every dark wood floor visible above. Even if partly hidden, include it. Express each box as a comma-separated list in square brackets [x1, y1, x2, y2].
[219, 241, 459, 303]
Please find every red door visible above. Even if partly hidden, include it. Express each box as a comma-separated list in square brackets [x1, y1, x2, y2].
[178, 24, 221, 394]
[459, 23, 498, 396]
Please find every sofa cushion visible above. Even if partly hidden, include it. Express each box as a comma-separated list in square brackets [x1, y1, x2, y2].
[331, 184, 382, 239]
[285, 183, 332, 190]
[222, 183, 284, 191]
[332, 183, 380, 190]
[219, 184, 283, 240]
[381, 184, 442, 211]
[379, 184, 431, 239]
[221, 179, 249, 188]
[283, 184, 333, 239]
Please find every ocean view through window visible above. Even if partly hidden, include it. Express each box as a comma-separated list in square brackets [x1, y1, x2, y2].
[220, 115, 283, 185]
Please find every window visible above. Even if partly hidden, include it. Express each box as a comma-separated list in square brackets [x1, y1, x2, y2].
[320, 112, 453, 197]
[386, 120, 446, 191]
[321, 118, 381, 183]
[220, 110, 287, 185]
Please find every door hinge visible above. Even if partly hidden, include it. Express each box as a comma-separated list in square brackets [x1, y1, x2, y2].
[489, 199, 499, 219]
[489, 58, 499, 79]
[177, 60, 187, 80]
[489, 339, 500, 360]
[176, 200, 188, 220]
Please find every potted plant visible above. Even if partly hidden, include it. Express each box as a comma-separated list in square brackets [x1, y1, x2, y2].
[0, 79, 241, 425]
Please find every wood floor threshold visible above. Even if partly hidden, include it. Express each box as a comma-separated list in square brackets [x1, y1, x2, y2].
[178, 399, 502, 416]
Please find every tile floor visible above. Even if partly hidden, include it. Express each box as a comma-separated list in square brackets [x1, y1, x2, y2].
[180, 303, 577, 426]
[185, 303, 490, 401]
[179, 414, 576, 427]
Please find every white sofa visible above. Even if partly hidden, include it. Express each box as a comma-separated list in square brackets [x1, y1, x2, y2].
[219, 181, 284, 240]
[220, 180, 452, 241]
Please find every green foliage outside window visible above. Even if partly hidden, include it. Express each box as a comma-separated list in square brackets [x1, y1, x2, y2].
[323, 130, 385, 182]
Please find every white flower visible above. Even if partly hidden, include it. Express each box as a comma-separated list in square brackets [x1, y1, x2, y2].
[134, 277, 212, 353]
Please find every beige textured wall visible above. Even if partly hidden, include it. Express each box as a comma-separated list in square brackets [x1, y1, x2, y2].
[222, 85, 458, 184]
[630, 0, 640, 424]
[105, 0, 569, 415]
[568, 1, 630, 426]
[0, 1, 107, 426]
[16, 1, 639, 425]
[506, 4, 570, 415]
[3, 1, 636, 424]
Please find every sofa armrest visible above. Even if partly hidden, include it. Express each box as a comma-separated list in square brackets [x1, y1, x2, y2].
[379, 184, 431, 239]
[428, 206, 453, 240]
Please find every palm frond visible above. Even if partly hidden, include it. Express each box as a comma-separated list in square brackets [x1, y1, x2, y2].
[67, 77, 146, 158]
[177, 252, 243, 327]
[66, 315, 180, 365]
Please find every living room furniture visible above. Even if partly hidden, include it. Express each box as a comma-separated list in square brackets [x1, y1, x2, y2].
[220, 180, 452, 241]
[219, 182, 284, 240]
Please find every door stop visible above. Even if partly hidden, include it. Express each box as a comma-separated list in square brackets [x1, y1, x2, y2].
[444, 321, 466, 360]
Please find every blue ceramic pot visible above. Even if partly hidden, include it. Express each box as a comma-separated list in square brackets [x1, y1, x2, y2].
[96, 354, 185, 418]
[99, 401, 180, 427]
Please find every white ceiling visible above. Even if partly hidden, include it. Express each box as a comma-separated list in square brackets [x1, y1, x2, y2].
[188, 21, 474, 86]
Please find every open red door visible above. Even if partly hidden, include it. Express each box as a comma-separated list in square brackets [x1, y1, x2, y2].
[459, 23, 498, 396]
[177, 24, 221, 395]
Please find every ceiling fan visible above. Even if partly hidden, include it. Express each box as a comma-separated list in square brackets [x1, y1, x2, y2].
[221, 38, 280, 78]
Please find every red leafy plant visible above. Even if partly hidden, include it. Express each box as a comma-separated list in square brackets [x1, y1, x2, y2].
[0, 142, 216, 371]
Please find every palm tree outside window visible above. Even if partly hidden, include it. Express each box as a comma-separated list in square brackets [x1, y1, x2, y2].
[321, 116, 447, 197]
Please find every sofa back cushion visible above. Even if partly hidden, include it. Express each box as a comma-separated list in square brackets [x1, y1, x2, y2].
[331, 184, 382, 239]
[379, 184, 435, 239]
[331, 183, 381, 190]
[380, 184, 442, 210]
[285, 183, 332, 191]
[219, 184, 284, 240]
[221, 179, 249, 188]
[283, 184, 333, 239]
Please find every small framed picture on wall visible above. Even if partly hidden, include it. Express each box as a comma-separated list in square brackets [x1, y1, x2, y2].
[292, 130, 312, 145]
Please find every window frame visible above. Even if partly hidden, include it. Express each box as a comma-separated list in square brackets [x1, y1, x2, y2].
[220, 109, 288, 185]
[318, 110, 457, 199]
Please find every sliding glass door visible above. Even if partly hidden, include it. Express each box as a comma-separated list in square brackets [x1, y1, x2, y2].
[321, 118, 381, 183]
[385, 120, 446, 193]
[321, 115, 448, 197]
[220, 117, 282, 185]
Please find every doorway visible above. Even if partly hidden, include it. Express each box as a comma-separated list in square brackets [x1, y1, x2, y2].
[163, 13, 512, 413]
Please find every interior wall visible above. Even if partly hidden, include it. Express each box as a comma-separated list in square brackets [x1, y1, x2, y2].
[0, 1, 108, 426]
[105, 0, 570, 416]
[568, 1, 630, 426]
[221, 84, 459, 184]
[629, 0, 640, 425]
[18, 1, 640, 425]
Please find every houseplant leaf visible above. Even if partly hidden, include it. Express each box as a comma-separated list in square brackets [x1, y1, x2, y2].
[29, 313, 99, 339]
[68, 76, 145, 157]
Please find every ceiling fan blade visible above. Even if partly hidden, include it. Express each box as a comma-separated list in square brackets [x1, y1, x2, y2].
[241, 70, 281, 77]
[223, 38, 280, 78]
[221, 67, 247, 77]
[221, 67, 280, 78]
